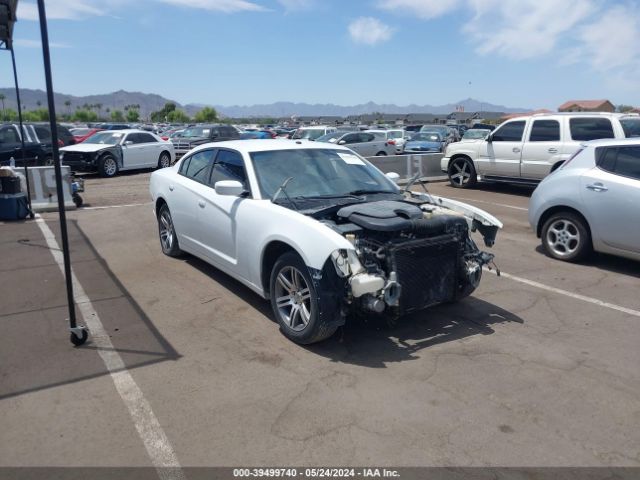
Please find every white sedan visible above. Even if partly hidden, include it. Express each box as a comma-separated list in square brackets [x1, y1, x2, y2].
[150, 139, 503, 344]
[60, 129, 175, 177]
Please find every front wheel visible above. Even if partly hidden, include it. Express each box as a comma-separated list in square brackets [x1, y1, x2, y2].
[157, 204, 182, 257]
[269, 252, 338, 344]
[541, 212, 591, 262]
[448, 156, 477, 188]
[375, 151, 387, 156]
[98, 154, 118, 178]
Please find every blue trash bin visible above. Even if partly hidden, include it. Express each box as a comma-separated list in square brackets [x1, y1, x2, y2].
[0, 193, 29, 220]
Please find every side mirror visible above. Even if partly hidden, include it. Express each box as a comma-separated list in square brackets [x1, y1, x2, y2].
[486, 134, 493, 143]
[214, 180, 245, 196]
[338, 140, 346, 145]
[385, 172, 401, 183]
[124, 140, 133, 146]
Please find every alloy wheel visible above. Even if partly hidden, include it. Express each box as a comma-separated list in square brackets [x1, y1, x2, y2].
[274, 266, 312, 332]
[450, 159, 471, 186]
[545, 219, 581, 258]
[104, 157, 117, 176]
[159, 209, 174, 251]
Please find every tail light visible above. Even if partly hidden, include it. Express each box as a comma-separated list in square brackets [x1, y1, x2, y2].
[58, 139, 64, 147]
[161, 136, 169, 141]
[388, 140, 396, 145]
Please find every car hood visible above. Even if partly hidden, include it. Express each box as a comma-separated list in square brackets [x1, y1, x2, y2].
[60, 143, 116, 153]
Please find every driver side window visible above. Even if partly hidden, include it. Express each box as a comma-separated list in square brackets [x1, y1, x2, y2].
[491, 121, 525, 142]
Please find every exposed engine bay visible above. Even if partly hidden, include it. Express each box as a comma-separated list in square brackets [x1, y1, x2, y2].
[313, 192, 500, 317]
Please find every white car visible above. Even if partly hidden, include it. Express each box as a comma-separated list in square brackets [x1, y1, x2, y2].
[529, 138, 640, 262]
[60, 129, 175, 177]
[150, 140, 502, 344]
[366, 129, 409, 154]
[290, 126, 336, 141]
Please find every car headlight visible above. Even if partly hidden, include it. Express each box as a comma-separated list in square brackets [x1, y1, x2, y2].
[330, 249, 364, 278]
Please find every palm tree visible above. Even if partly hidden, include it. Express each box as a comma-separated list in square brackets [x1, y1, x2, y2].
[0, 93, 5, 120]
[64, 100, 71, 116]
[95, 102, 103, 119]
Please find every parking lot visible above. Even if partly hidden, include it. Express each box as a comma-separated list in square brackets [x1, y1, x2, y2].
[1, 170, 639, 471]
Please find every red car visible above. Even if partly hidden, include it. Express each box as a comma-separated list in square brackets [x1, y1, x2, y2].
[70, 127, 104, 143]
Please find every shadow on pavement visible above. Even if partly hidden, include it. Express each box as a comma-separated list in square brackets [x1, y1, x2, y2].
[0, 219, 180, 401]
[534, 245, 640, 278]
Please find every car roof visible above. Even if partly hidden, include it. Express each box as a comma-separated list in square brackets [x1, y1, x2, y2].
[188, 138, 354, 155]
[582, 137, 640, 148]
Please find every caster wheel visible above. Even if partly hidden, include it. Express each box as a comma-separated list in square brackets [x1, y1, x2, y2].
[73, 194, 83, 208]
[70, 329, 88, 346]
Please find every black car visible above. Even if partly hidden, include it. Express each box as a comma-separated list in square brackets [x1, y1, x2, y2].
[172, 124, 240, 158]
[29, 122, 76, 147]
[0, 123, 52, 167]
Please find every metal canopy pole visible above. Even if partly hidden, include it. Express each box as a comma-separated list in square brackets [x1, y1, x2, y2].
[36, 0, 87, 346]
[9, 41, 34, 218]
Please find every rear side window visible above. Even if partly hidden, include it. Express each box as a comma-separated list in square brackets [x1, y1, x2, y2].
[620, 119, 640, 138]
[181, 149, 215, 183]
[491, 121, 525, 142]
[596, 146, 640, 180]
[570, 118, 614, 141]
[0, 127, 19, 143]
[210, 149, 248, 189]
[529, 120, 560, 142]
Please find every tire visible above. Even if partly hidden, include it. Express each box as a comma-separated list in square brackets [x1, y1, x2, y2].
[541, 211, 591, 262]
[448, 156, 477, 188]
[269, 251, 338, 344]
[98, 154, 118, 178]
[44, 156, 54, 166]
[157, 204, 182, 257]
[456, 267, 481, 300]
[73, 193, 83, 208]
[157, 151, 171, 169]
[375, 151, 387, 156]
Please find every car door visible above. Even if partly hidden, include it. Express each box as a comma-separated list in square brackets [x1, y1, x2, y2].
[120, 133, 146, 169]
[169, 149, 216, 254]
[349, 133, 370, 156]
[520, 118, 562, 180]
[480, 120, 525, 177]
[195, 148, 251, 279]
[135, 132, 163, 168]
[0, 125, 23, 164]
[339, 133, 361, 152]
[580, 145, 640, 253]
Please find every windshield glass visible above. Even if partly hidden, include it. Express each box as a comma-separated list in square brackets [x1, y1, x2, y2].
[291, 129, 327, 140]
[250, 148, 398, 199]
[420, 125, 447, 135]
[84, 131, 124, 145]
[316, 132, 343, 143]
[462, 129, 491, 139]
[621, 118, 640, 137]
[410, 132, 442, 142]
[181, 127, 211, 138]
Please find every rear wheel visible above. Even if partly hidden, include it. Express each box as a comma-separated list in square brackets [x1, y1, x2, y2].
[375, 151, 387, 156]
[541, 212, 591, 262]
[269, 252, 338, 344]
[157, 152, 171, 169]
[98, 154, 118, 178]
[448, 156, 477, 188]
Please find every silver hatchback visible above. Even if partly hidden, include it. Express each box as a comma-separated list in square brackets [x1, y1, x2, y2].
[528, 138, 640, 262]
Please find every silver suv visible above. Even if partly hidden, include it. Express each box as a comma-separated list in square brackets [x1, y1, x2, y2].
[441, 112, 640, 188]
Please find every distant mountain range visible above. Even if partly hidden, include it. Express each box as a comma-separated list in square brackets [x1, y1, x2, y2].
[0, 88, 530, 119]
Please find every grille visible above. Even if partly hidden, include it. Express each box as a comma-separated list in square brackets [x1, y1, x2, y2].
[62, 152, 87, 163]
[391, 235, 460, 313]
[172, 141, 191, 151]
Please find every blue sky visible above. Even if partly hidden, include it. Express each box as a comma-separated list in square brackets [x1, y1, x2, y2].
[4, 0, 640, 110]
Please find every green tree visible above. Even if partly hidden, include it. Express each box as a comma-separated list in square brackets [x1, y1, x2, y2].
[194, 106, 218, 123]
[111, 109, 125, 122]
[616, 104, 634, 113]
[126, 108, 140, 123]
[73, 109, 98, 122]
[23, 109, 50, 122]
[64, 99, 71, 116]
[150, 102, 177, 122]
[166, 109, 190, 123]
[3, 108, 17, 121]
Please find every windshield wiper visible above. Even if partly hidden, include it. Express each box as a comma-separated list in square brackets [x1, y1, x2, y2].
[293, 193, 364, 200]
[347, 189, 397, 196]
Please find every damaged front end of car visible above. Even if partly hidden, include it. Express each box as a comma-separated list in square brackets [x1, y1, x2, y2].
[320, 193, 502, 318]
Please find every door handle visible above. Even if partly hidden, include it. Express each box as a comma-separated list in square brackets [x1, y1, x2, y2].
[548, 148, 558, 153]
[198, 200, 206, 208]
[512, 147, 521, 153]
[168, 185, 174, 191]
[586, 183, 608, 192]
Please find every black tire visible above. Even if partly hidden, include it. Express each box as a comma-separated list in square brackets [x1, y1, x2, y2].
[44, 155, 54, 166]
[70, 329, 88, 346]
[448, 156, 477, 188]
[98, 154, 118, 178]
[269, 251, 338, 344]
[541, 211, 591, 262]
[157, 204, 182, 257]
[157, 151, 171, 169]
[375, 151, 387, 156]
[73, 193, 83, 208]
[456, 268, 481, 300]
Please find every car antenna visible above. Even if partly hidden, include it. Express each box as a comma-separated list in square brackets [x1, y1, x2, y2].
[271, 176, 299, 211]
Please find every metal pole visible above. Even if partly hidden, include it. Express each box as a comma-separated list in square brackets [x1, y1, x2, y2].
[9, 42, 34, 218]
[37, 0, 85, 344]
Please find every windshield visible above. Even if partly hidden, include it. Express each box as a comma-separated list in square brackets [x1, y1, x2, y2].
[621, 118, 640, 137]
[462, 129, 490, 139]
[250, 148, 398, 199]
[181, 127, 211, 138]
[420, 125, 447, 135]
[316, 132, 343, 143]
[410, 132, 442, 142]
[84, 131, 125, 145]
[291, 129, 327, 140]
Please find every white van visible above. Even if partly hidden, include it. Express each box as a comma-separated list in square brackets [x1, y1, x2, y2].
[441, 112, 640, 188]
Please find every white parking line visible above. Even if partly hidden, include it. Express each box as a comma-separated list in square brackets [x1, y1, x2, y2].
[447, 196, 528, 211]
[485, 268, 640, 318]
[82, 202, 152, 211]
[35, 215, 184, 480]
